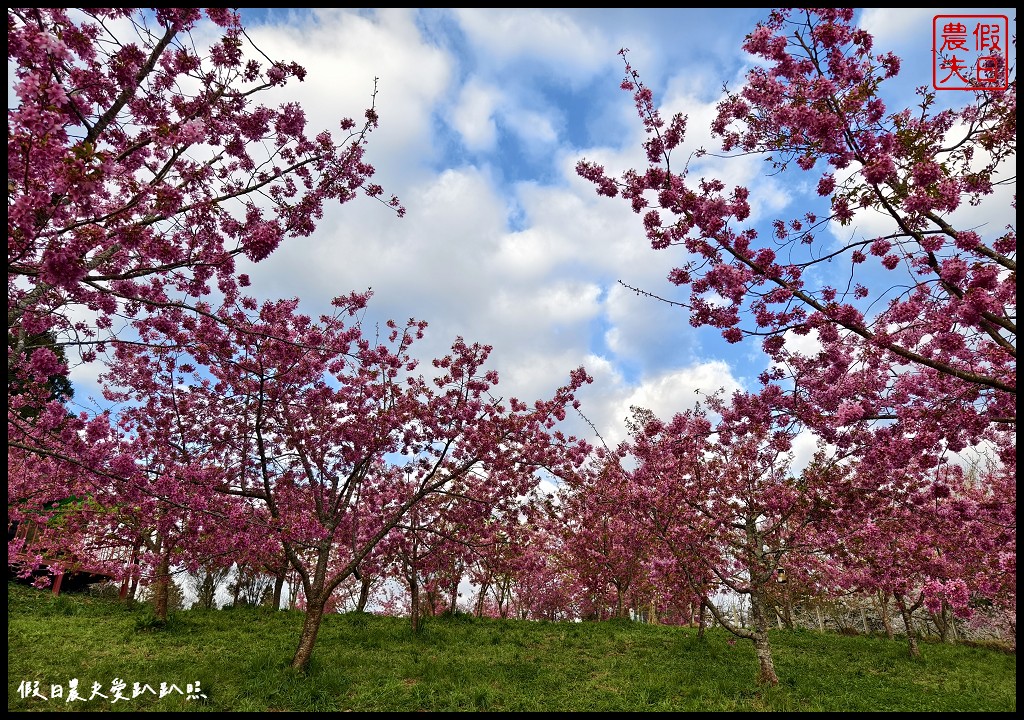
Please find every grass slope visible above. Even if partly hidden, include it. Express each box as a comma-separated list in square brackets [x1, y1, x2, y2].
[7, 582, 1016, 712]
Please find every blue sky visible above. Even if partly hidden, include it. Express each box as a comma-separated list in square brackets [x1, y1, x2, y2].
[62, 8, 1015, 465]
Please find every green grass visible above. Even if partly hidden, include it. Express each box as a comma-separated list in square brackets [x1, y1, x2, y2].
[7, 583, 1016, 712]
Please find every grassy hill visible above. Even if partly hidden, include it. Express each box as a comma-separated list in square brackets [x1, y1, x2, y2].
[7, 582, 1016, 712]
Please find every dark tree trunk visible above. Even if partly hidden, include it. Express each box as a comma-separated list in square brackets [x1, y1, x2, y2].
[931, 602, 957, 644]
[272, 565, 287, 611]
[497, 576, 511, 619]
[290, 544, 335, 672]
[409, 570, 421, 633]
[355, 572, 372, 613]
[449, 577, 459, 615]
[120, 539, 143, 602]
[231, 563, 243, 607]
[753, 631, 778, 685]
[128, 570, 140, 602]
[475, 582, 490, 618]
[895, 594, 921, 658]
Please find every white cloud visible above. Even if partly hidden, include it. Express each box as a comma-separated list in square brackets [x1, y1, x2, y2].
[451, 78, 501, 151]
[782, 327, 824, 359]
[789, 428, 825, 478]
[595, 361, 743, 446]
[858, 8, 934, 52]
[491, 281, 601, 327]
[454, 8, 607, 80]
[241, 8, 453, 187]
[504, 106, 560, 150]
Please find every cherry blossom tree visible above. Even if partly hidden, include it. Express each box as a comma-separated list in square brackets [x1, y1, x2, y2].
[494, 509, 579, 622]
[554, 453, 654, 620]
[624, 390, 844, 686]
[374, 459, 537, 627]
[7, 8, 599, 675]
[99, 289, 591, 670]
[8, 7, 402, 506]
[7, 401, 150, 593]
[463, 503, 548, 620]
[384, 504, 445, 631]
[970, 458, 1016, 640]
[578, 8, 1015, 458]
[830, 431, 1015, 656]
[577, 6, 1015, 665]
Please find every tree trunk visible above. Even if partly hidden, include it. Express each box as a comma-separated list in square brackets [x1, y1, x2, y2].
[287, 569, 300, 611]
[931, 610, 947, 643]
[356, 572, 372, 613]
[876, 592, 894, 638]
[52, 568, 65, 596]
[291, 594, 327, 672]
[409, 573, 421, 633]
[475, 582, 489, 617]
[753, 631, 779, 686]
[120, 539, 143, 602]
[290, 544, 336, 672]
[781, 592, 794, 630]
[815, 605, 825, 632]
[931, 602, 959, 643]
[895, 594, 921, 658]
[195, 571, 212, 610]
[273, 568, 286, 611]
[424, 583, 440, 618]
[152, 542, 171, 622]
[231, 564, 243, 607]
[497, 576, 511, 619]
[128, 569, 140, 602]
[750, 590, 779, 686]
